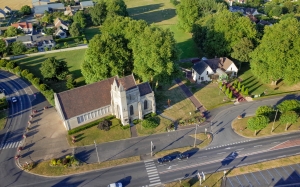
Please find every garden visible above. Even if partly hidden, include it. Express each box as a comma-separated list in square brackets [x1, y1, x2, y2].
[232, 99, 300, 137]
[67, 116, 131, 146]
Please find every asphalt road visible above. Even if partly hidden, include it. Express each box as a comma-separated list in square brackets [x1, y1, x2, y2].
[1, 70, 300, 187]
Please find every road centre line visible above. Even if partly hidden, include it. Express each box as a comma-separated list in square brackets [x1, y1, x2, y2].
[217, 152, 226, 154]
[254, 145, 262, 147]
[236, 148, 244, 151]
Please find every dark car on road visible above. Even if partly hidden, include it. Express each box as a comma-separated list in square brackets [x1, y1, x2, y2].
[157, 156, 172, 164]
[177, 153, 189, 160]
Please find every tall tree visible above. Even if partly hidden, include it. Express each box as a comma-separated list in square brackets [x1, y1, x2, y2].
[20, 5, 31, 15]
[231, 37, 254, 69]
[277, 99, 300, 113]
[255, 106, 274, 118]
[105, 0, 128, 17]
[279, 111, 298, 131]
[176, 0, 225, 32]
[11, 41, 26, 55]
[250, 18, 300, 85]
[5, 26, 18, 37]
[69, 22, 81, 37]
[90, 1, 107, 26]
[247, 115, 270, 136]
[73, 11, 86, 28]
[0, 39, 6, 56]
[40, 57, 69, 81]
[130, 26, 180, 85]
[81, 34, 132, 83]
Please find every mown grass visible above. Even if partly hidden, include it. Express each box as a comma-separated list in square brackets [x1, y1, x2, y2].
[67, 118, 131, 146]
[14, 49, 87, 93]
[29, 156, 140, 176]
[84, 26, 101, 41]
[0, 110, 8, 130]
[232, 116, 300, 137]
[155, 81, 200, 121]
[238, 63, 300, 96]
[155, 133, 212, 157]
[136, 116, 173, 136]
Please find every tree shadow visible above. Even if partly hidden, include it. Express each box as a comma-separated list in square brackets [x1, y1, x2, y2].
[23, 142, 35, 150]
[127, 4, 164, 16]
[130, 9, 176, 24]
[21, 150, 34, 158]
[52, 176, 85, 187]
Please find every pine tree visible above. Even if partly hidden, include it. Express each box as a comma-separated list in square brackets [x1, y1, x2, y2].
[222, 84, 226, 92]
[238, 81, 241, 90]
[229, 90, 233, 99]
[226, 87, 230, 96]
[241, 85, 245, 94]
[245, 88, 249, 95]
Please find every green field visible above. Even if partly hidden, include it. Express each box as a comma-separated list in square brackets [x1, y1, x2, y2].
[15, 49, 87, 93]
[84, 26, 101, 41]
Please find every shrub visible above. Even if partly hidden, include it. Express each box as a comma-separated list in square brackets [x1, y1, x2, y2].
[241, 85, 245, 93]
[229, 90, 233, 99]
[32, 77, 40, 86]
[0, 59, 9, 67]
[234, 79, 238, 86]
[50, 159, 57, 166]
[244, 88, 249, 95]
[39, 84, 47, 91]
[141, 116, 160, 129]
[222, 85, 226, 92]
[218, 81, 222, 88]
[133, 119, 140, 124]
[225, 87, 230, 96]
[21, 69, 29, 77]
[238, 81, 241, 90]
[26, 73, 34, 81]
[6, 61, 16, 70]
[121, 124, 130, 129]
[151, 113, 157, 117]
[97, 119, 112, 131]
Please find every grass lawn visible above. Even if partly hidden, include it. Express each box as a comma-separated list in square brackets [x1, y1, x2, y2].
[29, 156, 140, 176]
[165, 154, 300, 187]
[84, 26, 101, 41]
[136, 116, 172, 136]
[14, 49, 87, 93]
[238, 63, 300, 96]
[191, 81, 232, 110]
[0, 110, 7, 130]
[155, 133, 212, 157]
[67, 118, 131, 146]
[232, 116, 300, 137]
[155, 81, 200, 121]
[0, 0, 56, 9]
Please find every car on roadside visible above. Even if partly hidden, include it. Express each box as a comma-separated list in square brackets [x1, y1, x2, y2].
[157, 156, 172, 164]
[107, 182, 122, 187]
[11, 97, 17, 103]
[177, 153, 189, 160]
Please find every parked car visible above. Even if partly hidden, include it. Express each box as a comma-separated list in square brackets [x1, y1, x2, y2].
[157, 156, 172, 164]
[107, 183, 122, 187]
[177, 153, 189, 160]
[11, 97, 17, 103]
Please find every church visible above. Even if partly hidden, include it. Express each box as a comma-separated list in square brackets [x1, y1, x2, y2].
[54, 75, 156, 130]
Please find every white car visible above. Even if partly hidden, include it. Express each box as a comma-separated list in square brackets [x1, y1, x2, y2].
[107, 183, 122, 187]
[11, 97, 17, 103]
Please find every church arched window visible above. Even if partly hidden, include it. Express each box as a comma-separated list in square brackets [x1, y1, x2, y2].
[144, 100, 148, 110]
[130, 105, 134, 115]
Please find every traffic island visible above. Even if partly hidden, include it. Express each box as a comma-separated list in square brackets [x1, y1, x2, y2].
[154, 133, 212, 158]
[232, 117, 300, 138]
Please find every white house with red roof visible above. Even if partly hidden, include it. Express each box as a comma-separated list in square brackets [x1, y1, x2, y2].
[11, 22, 33, 34]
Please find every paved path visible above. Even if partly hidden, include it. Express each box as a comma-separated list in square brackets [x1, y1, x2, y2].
[130, 125, 138, 138]
[175, 78, 206, 113]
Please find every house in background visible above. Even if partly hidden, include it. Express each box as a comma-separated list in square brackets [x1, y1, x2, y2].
[54, 75, 156, 130]
[54, 28, 67, 38]
[4, 6, 12, 14]
[64, 5, 81, 16]
[33, 5, 49, 17]
[192, 57, 238, 83]
[15, 34, 55, 50]
[80, 1, 94, 9]
[47, 3, 65, 12]
[0, 9, 6, 19]
[32, 0, 50, 6]
[54, 18, 69, 31]
[11, 22, 33, 34]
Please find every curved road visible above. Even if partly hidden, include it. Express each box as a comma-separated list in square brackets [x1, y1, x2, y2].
[0, 71, 300, 187]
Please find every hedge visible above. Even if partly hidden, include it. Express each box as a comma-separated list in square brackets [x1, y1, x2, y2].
[68, 115, 115, 135]
[141, 116, 160, 129]
[55, 35, 85, 43]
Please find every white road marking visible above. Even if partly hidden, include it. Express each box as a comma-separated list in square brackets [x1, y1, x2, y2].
[254, 145, 262, 147]
[217, 152, 226, 154]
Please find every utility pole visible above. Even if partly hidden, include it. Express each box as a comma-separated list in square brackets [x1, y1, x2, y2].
[94, 140, 100, 164]
[194, 124, 198, 148]
[271, 109, 279, 133]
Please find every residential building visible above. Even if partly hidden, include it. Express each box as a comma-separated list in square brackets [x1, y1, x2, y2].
[54, 28, 67, 38]
[11, 22, 33, 34]
[4, 6, 12, 14]
[80, 1, 94, 9]
[0, 9, 6, 19]
[15, 34, 55, 50]
[192, 57, 238, 83]
[54, 18, 69, 30]
[54, 75, 156, 130]
[64, 5, 81, 16]
[47, 3, 65, 12]
[32, 0, 50, 6]
[33, 5, 49, 16]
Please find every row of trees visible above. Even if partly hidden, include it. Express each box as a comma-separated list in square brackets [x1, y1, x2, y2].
[247, 99, 300, 135]
[177, 0, 300, 86]
[82, 15, 181, 85]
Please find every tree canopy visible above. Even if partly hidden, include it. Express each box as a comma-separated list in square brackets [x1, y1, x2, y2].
[69, 22, 82, 37]
[247, 115, 270, 135]
[250, 18, 300, 85]
[5, 26, 18, 37]
[176, 0, 226, 32]
[81, 33, 132, 84]
[0, 39, 6, 55]
[193, 10, 257, 58]
[11, 41, 26, 55]
[40, 57, 69, 81]
[20, 5, 31, 15]
[73, 11, 86, 28]
[255, 106, 274, 117]
[279, 111, 298, 131]
[277, 99, 300, 113]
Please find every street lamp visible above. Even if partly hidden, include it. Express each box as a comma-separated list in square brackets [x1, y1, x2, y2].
[271, 109, 279, 133]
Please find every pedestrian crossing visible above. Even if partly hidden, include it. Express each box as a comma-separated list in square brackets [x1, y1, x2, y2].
[0, 140, 22, 150]
[144, 160, 161, 187]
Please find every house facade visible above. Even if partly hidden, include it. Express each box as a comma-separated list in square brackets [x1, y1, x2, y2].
[15, 35, 55, 50]
[4, 6, 12, 14]
[54, 75, 156, 130]
[192, 57, 238, 83]
[0, 9, 6, 19]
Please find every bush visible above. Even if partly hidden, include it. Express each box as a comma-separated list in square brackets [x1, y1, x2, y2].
[97, 119, 112, 131]
[244, 88, 249, 95]
[170, 0, 180, 6]
[32, 77, 40, 86]
[6, 61, 16, 70]
[229, 90, 233, 99]
[121, 124, 130, 129]
[0, 59, 9, 67]
[26, 73, 34, 81]
[50, 159, 57, 166]
[151, 113, 157, 117]
[222, 85, 226, 92]
[13, 66, 21, 74]
[39, 84, 48, 91]
[21, 69, 29, 77]
[218, 81, 222, 88]
[68, 115, 115, 135]
[141, 116, 160, 129]
[133, 119, 140, 124]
